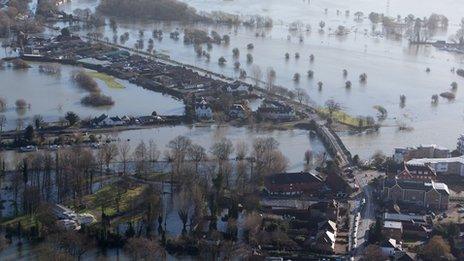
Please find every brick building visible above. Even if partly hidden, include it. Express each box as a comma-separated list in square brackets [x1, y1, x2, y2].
[263, 172, 324, 197]
[382, 178, 449, 210]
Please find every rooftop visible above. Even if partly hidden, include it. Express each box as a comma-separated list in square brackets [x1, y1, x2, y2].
[265, 172, 323, 185]
[384, 179, 449, 195]
[383, 212, 427, 223]
[384, 220, 403, 230]
[407, 156, 464, 165]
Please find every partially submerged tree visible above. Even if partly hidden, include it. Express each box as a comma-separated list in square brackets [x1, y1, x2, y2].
[325, 99, 341, 117]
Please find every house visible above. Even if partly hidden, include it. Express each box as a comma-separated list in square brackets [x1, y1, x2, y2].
[102, 116, 125, 126]
[402, 221, 429, 238]
[382, 221, 403, 240]
[395, 251, 416, 261]
[392, 162, 437, 181]
[91, 114, 108, 127]
[195, 98, 213, 120]
[380, 238, 402, 257]
[393, 144, 450, 163]
[382, 178, 450, 210]
[406, 156, 464, 176]
[56, 219, 81, 231]
[314, 230, 336, 253]
[257, 100, 295, 121]
[137, 115, 163, 125]
[309, 200, 339, 221]
[226, 81, 251, 94]
[263, 172, 324, 197]
[383, 212, 427, 225]
[318, 220, 337, 234]
[229, 104, 246, 119]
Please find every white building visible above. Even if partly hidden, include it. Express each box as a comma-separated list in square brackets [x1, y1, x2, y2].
[195, 98, 213, 120]
[102, 116, 125, 126]
[407, 156, 464, 176]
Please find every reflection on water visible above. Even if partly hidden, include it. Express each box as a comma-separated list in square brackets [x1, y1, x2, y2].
[104, 124, 327, 171]
[0, 63, 184, 131]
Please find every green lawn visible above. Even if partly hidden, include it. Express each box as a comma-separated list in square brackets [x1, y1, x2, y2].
[1, 215, 38, 230]
[88, 71, 125, 89]
[82, 182, 145, 217]
[317, 108, 375, 128]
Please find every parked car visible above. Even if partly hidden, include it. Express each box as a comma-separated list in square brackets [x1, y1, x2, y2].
[19, 145, 38, 152]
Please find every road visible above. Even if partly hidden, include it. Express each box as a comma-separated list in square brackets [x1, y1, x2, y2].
[350, 170, 381, 260]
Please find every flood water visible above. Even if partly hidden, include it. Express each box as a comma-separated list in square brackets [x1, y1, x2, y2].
[0, 63, 184, 131]
[52, 0, 464, 158]
[103, 124, 327, 172]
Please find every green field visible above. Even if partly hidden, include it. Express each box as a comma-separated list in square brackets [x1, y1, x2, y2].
[89, 71, 125, 89]
[317, 108, 375, 128]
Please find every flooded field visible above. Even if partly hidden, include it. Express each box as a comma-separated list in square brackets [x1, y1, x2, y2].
[102, 124, 327, 171]
[0, 63, 184, 131]
[52, 0, 464, 157]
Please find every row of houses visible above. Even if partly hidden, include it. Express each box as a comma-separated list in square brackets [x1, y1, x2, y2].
[393, 144, 451, 164]
[257, 99, 296, 121]
[195, 98, 295, 122]
[90, 113, 166, 127]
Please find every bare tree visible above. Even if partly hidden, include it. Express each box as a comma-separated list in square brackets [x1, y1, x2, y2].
[167, 135, 192, 182]
[250, 65, 263, 87]
[124, 237, 163, 260]
[210, 138, 234, 176]
[235, 141, 248, 160]
[118, 141, 131, 175]
[294, 87, 309, 104]
[0, 97, 6, 112]
[51, 231, 94, 260]
[134, 140, 148, 175]
[187, 143, 207, 175]
[266, 67, 276, 92]
[0, 114, 5, 132]
[102, 143, 118, 170]
[148, 139, 160, 164]
[252, 137, 288, 178]
[325, 99, 341, 117]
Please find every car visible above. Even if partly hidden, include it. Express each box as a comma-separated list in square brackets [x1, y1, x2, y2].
[19, 145, 38, 152]
[49, 144, 60, 151]
[458, 208, 464, 213]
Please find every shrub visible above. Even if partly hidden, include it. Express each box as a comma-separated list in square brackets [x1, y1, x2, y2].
[39, 64, 61, 75]
[307, 70, 314, 78]
[81, 94, 115, 107]
[15, 99, 28, 109]
[72, 71, 100, 93]
[247, 53, 253, 63]
[11, 59, 30, 69]
[0, 97, 6, 111]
